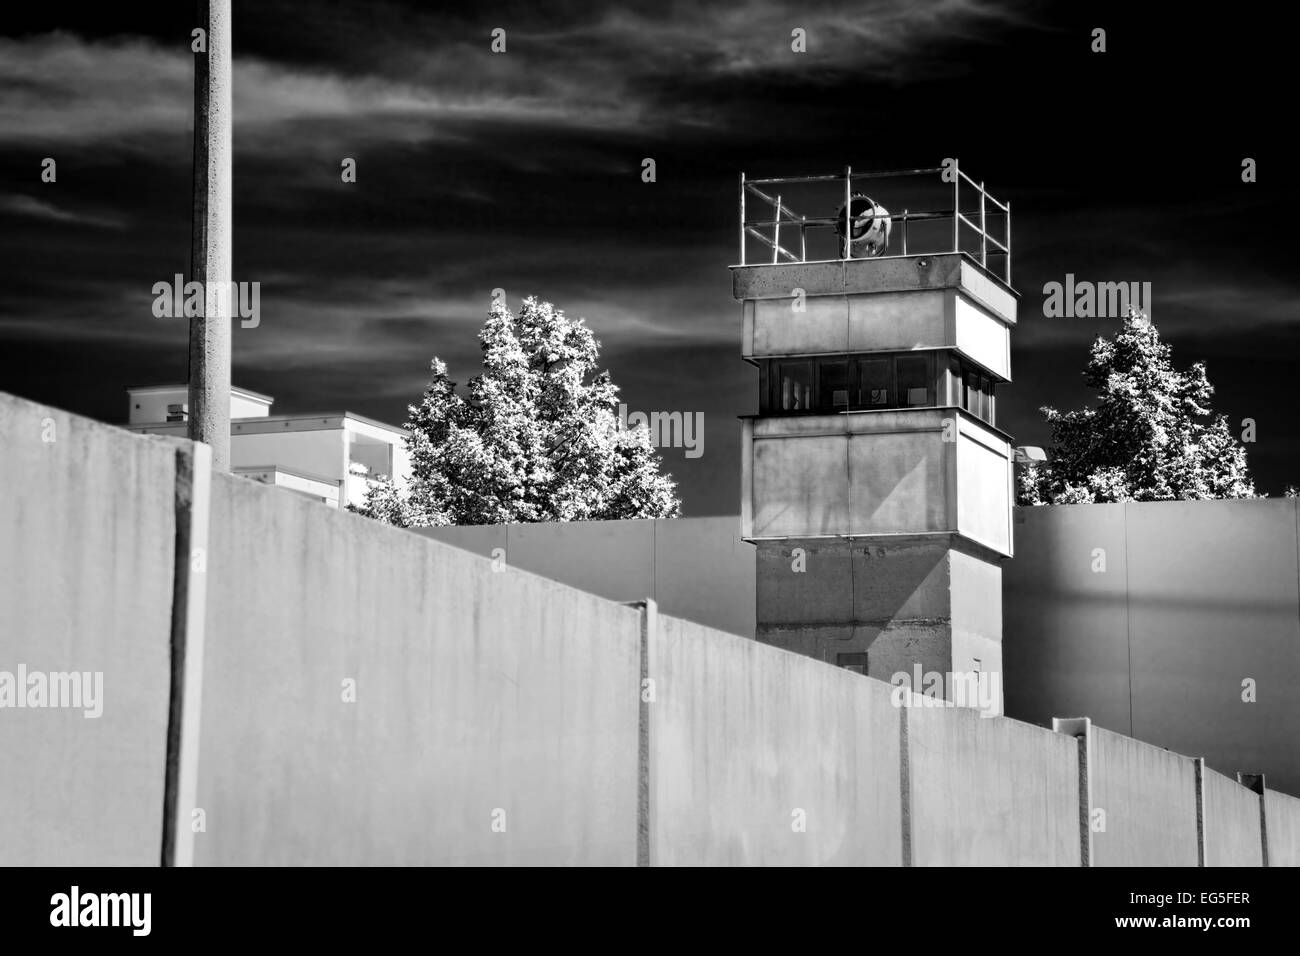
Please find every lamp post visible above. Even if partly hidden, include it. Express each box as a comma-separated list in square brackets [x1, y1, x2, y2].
[188, 0, 232, 471]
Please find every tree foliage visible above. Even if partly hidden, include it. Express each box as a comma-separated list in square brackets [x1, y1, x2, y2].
[356, 296, 681, 526]
[1018, 309, 1255, 505]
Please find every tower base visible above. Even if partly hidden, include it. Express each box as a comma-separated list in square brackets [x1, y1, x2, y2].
[754, 534, 1003, 712]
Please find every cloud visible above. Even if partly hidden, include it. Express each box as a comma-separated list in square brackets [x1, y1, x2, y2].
[0, 2, 1032, 153]
[0, 194, 126, 229]
[0, 32, 617, 154]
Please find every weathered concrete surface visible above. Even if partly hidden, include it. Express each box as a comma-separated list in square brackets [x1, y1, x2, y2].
[755, 536, 1002, 713]
[748, 410, 950, 539]
[1005, 498, 1300, 796]
[1126, 500, 1298, 792]
[1091, 727, 1199, 866]
[907, 707, 1080, 866]
[1203, 769, 1264, 867]
[196, 474, 642, 865]
[648, 616, 903, 865]
[419, 517, 755, 638]
[746, 289, 947, 357]
[1004, 504, 1131, 732]
[754, 534, 953, 680]
[1264, 790, 1300, 866]
[745, 409, 1012, 557]
[5, 390, 1290, 868]
[732, 255, 1015, 319]
[653, 518, 755, 639]
[0, 393, 176, 865]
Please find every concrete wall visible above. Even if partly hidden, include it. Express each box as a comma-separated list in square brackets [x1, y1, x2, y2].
[195, 473, 643, 865]
[419, 516, 755, 639]
[744, 409, 1011, 558]
[1265, 790, 1300, 867]
[753, 535, 1003, 714]
[4, 391, 1294, 867]
[955, 415, 1014, 556]
[1005, 498, 1300, 796]
[648, 615, 903, 865]
[731, 254, 1017, 323]
[1203, 769, 1264, 867]
[1090, 727, 1199, 866]
[746, 410, 950, 538]
[950, 548, 1003, 693]
[746, 290, 947, 358]
[952, 294, 1010, 379]
[907, 707, 1079, 866]
[0, 393, 176, 865]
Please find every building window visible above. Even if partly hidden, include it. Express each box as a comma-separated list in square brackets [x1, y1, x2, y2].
[818, 360, 850, 410]
[776, 360, 813, 411]
[896, 355, 932, 407]
[763, 352, 941, 415]
[166, 403, 187, 423]
[857, 357, 892, 407]
[836, 652, 868, 675]
[958, 363, 996, 425]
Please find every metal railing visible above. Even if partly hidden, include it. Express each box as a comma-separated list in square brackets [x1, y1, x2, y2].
[738, 163, 1011, 285]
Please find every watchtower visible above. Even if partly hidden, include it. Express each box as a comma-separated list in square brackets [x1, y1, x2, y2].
[733, 163, 1016, 711]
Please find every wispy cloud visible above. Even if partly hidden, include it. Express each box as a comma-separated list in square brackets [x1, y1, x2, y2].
[0, 194, 126, 229]
[0, 2, 1034, 152]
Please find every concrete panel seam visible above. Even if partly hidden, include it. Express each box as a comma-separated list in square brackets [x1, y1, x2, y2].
[1238, 772, 1269, 867]
[1122, 503, 1134, 737]
[1053, 717, 1092, 866]
[899, 707, 912, 866]
[161, 441, 212, 867]
[1194, 758, 1206, 867]
[635, 599, 656, 867]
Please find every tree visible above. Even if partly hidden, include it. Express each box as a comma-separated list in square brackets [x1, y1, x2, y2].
[1018, 308, 1255, 505]
[356, 296, 681, 526]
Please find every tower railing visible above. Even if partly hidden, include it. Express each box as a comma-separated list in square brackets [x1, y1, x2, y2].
[738, 163, 1011, 285]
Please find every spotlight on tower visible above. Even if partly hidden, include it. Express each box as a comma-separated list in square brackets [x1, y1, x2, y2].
[835, 193, 891, 258]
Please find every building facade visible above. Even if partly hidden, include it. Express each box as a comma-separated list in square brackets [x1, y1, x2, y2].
[124, 384, 410, 509]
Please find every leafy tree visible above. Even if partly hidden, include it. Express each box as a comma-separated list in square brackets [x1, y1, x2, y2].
[356, 296, 681, 526]
[1018, 308, 1255, 505]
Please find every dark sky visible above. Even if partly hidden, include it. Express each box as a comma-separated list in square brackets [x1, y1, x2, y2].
[2, 1, 1296, 514]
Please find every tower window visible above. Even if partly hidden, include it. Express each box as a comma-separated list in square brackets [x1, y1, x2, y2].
[958, 364, 996, 425]
[857, 357, 892, 407]
[776, 360, 813, 411]
[818, 360, 850, 409]
[896, 355, 932, 407]
[762, 352, 942, 415]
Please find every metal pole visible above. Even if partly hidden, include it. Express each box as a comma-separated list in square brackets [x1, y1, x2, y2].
[843, 165, 852, 259]
[951, 160, 959, 254]
[772, 193, 781, 265]
[980, 181, 987, 267]
[902, 209, 908, 256]
[739, 172, 746, 266]
[800, 215, 806, 262]
[188, 0, 232, 472]
[1006, 201, 1013, 283]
